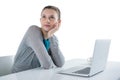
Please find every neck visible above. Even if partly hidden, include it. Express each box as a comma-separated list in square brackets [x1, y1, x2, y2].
[41, 28, 48, 39]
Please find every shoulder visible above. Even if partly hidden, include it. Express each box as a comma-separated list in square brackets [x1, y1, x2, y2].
[28, 25, 40, 31]
[25, 25, 43, 39]
[26, 25, 42, 35]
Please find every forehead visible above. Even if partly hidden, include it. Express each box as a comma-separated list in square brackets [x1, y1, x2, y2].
[41, 9, 58, 15]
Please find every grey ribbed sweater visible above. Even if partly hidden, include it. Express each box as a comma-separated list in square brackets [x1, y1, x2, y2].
[12, 25, 65, 73]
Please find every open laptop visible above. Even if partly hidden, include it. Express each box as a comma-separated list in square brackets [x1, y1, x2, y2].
[59, 39, 111, 77]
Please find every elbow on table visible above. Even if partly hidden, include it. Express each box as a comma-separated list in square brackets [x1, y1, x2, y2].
[56, 60, 65, 67]
[43, 61, 65, 69]
[43, 64, 53, 69]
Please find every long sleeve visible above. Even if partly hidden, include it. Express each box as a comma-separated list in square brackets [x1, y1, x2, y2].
[26, 25, 54, 69]
[12, 25, 65, 73]
[49, 36, 65, 67]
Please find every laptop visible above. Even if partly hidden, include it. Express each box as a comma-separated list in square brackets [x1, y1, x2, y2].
[59, 39, 111, 77]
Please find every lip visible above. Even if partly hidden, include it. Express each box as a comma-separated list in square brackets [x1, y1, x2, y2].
[44, 25, 50, 27]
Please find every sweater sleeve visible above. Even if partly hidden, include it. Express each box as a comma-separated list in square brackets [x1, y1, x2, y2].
[26, 25, 54, 69]
[49, 36, 65, 67]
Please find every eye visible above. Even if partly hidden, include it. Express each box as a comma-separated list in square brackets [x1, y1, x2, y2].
[41, 15, 46, 18]
[50, 16, 55, 20]
[50, 16, 54, 19]
[50, 16, 55, 19]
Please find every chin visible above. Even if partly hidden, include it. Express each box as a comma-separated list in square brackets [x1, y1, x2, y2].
[42, 27, 51, 32]
[44, 29, 50, 32]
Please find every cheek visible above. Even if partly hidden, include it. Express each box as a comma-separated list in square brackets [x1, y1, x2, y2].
[40, 19, 44, 24]
[51, 21, 58, 25]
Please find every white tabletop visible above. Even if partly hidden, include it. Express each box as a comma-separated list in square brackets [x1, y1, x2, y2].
[0, 59, 120, 80]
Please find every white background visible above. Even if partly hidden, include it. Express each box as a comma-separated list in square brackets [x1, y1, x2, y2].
[0, 0, 120, 61]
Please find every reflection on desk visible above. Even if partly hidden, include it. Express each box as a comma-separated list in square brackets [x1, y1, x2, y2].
[0, 59, 120, 80]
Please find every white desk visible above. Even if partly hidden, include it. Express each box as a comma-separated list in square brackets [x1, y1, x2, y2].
[0, 59, 120, 80]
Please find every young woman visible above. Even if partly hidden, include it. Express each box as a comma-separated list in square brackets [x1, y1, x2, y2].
[12, 5, 65, 73]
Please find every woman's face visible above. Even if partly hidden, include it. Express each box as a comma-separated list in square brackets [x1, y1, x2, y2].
[40, 9, 60, 32]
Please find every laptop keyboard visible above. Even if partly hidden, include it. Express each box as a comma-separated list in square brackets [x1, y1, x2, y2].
[73, 67, 91, 74]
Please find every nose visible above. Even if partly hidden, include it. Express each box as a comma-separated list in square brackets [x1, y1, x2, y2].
[46, 18, 50, 23]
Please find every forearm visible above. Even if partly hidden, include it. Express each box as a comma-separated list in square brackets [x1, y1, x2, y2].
[50, 47, 65, 67]
[49, 36, 65, 67]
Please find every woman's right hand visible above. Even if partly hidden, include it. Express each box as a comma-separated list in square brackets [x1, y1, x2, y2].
[45, 22, 60, 39]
